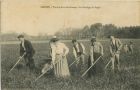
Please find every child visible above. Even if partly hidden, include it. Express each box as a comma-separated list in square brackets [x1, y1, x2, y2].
[123, 44, 129, 53]
[128, 41, 133, 54]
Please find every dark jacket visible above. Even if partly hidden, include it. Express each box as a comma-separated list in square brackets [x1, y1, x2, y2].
[110, 38, 122, 53]
[20, 40, 35, 57]
[73, 42, 84, 56]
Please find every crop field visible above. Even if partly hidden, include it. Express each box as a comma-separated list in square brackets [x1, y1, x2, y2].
[1, 39, 140, 90]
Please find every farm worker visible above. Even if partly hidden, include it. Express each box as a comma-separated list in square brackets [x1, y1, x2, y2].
[88, 36, 104, 77]
[72, 39, 86, 73]
[17, 35, 35, 71]
[109, 36, 122, 72]
[128, 41, 133, 54]
[50, 36, 70, 78]
[72, 39, 86, 65]
[123, 44, 129, 53]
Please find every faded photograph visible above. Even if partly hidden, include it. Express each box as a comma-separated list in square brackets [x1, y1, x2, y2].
[1, 0, 140, 90]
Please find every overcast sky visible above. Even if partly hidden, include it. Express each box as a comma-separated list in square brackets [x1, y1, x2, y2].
[1, 0, 140, 36]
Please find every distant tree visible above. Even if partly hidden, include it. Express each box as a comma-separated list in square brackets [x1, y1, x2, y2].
[81, 25, 90, 38]
[90, 23, 102, 37]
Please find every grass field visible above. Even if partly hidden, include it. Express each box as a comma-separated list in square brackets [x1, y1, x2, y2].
[1, 39, 140, 90]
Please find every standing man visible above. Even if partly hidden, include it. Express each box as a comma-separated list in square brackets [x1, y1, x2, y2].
[88, 36, 104, 77]
[17, 35, 35, 72]
[72, 39, 86, 66]
[72, 39, 86, 74]
[110, 36, 122, 72]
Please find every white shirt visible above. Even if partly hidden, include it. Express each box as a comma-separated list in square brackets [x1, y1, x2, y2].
[112, 39, 115, 45]
[73, 43, 85, 58]
[90, 42, 103, 62]
[91, 42, 103, 54]
[50, 42, 69, 62]
[21, 40, 26, 51]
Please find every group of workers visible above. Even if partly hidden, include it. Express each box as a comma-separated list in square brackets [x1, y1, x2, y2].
[16, 35, 133, 79]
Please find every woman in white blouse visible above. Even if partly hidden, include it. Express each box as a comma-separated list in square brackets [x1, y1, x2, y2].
[50, 37, 70, 78]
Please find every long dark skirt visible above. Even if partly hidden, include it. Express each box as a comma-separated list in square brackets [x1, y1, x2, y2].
[88, 53, 104, 77]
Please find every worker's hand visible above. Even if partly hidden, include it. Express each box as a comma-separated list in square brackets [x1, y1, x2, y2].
[41, 68, 46, 74]
[51, 61, 55, 65]
[75, 56, 79, 61]
[101, 52, 104, 56]
[19, 56, 22, 59]
[23, 50, 27, 54]
[116, 50, 120, 54]
[83, 52, 86, 55]
[62, 54, 66, 58]
[111, 53, 114, 57]
[91, 61, 94, 65]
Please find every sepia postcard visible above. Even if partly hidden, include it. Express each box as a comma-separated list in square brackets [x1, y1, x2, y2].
[1, 0, 140, 90]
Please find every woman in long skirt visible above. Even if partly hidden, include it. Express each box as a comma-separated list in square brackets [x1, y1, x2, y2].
[50, 37, 70, 78]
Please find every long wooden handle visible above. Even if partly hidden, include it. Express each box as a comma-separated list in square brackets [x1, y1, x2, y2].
[35, 66, 52, 81]
[81, 56, 102, 77]
[34, 57, 62, 82]
[104, 53, 117, 69]
[8, 53, 26, 73]
[69, 56, 80, 67]
[105, 59, 112, 69]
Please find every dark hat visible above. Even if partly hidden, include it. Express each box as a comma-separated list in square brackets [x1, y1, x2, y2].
[72, 39, 77, 43]
[17, 35, 24, 38]
[91, 36, 96, 42]
[130, 41, 133, 44]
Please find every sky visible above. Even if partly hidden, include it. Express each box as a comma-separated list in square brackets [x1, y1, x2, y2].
[1, 0, 140, 36]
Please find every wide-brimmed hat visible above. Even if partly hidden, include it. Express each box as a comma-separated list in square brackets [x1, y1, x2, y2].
[50, 36, 59, 42]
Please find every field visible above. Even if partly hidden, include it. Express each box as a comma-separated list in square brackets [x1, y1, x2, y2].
[1, 39, 140, 90]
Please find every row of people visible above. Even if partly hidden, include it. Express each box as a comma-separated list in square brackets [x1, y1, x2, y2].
[17, 35, 127, 78]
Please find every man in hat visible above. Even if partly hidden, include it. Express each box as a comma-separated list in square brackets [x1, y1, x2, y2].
[88, 36, 104, 77]
[109, 36, 122, 72]
[17, 35, 35, 71]
[72, 39, 86, 74]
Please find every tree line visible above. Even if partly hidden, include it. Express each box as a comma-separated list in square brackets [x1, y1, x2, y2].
[1, 23, 140, 41]
[55, 23, 140, 39]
